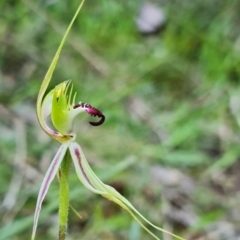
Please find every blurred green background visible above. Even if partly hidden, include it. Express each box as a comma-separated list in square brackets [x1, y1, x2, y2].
[1, 0, 240, 239]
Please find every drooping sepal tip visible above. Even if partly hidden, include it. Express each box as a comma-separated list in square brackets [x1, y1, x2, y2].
[69, 142, 185, 240]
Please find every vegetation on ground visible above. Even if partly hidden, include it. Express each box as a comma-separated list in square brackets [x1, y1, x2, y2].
[1, 0, 240, 239]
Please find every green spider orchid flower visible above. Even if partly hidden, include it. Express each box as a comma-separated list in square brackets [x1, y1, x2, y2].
[31, 1, 185, 240]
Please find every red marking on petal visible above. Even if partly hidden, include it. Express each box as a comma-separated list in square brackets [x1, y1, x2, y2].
[73, 102, 105, 126]
[89, 115, 105, 126]
[74, 148, 93, 186]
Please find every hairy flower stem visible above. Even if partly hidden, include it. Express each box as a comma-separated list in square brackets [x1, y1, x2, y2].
[58, 150, 71, 240]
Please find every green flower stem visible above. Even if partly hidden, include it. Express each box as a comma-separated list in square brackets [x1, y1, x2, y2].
[58, 149, 71, 240]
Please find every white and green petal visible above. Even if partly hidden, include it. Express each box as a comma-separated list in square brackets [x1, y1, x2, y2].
[31, 143, 69, 240]
[69, 142, 185, 240]
[40, 88, 61, 137]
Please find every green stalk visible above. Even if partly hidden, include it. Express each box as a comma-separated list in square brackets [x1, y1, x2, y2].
[58, 149, 71, 240]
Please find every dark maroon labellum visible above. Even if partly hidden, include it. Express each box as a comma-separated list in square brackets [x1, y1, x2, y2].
[73, 102, 105, 126]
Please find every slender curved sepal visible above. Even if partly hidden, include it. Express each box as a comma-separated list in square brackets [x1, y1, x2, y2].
[69, 142, 105, 194]
[31, 143, 69, 240]
[69, 142, 185, 240]
[36, 0, 85, 141]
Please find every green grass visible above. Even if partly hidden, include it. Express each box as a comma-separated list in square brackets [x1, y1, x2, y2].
[1, 0, 240, 239]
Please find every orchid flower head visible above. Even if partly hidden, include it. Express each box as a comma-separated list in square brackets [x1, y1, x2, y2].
[39, 80, 105, 142]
